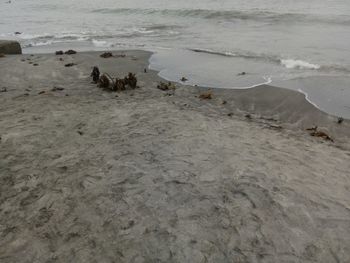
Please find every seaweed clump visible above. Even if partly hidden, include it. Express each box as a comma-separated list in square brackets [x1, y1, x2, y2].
[199, 91, 212, 100]
[91, 66, 100, 83]
[306, 126, 334, 142]
[100, 52, 113, 58]
[157, 82, 175, 91]
[91, 67, 138, 92]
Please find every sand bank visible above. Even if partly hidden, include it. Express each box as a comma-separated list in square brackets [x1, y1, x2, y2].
[0, 51, 349, 262]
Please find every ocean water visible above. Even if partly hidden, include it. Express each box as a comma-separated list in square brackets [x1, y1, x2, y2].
[1, 0, 350, 118]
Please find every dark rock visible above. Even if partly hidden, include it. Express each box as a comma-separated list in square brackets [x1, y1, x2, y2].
[0, 87, 7, 92]
[238, 72, 246, 76]
[55, 50, 64, 55]
[100, 52, 113, 58]
[14, 32, 22, 35]
[0, 40, 22, 54]
[337, 117, 344, 124]
[64, 50, 77, 55]
[181, 77, 188, 82]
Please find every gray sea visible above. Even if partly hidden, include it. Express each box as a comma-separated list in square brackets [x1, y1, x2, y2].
[1, 0, 350, 118]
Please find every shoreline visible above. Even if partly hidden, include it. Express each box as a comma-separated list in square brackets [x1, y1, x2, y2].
[12, 44, 350, 119]
[1, 50, 350, 262]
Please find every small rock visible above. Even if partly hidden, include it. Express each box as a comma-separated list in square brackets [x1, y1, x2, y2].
[1, 87, 7, 92]
[181, 77, 188, 82]
[38, 91, 45, 95]
[222, 100, 227, 105]
[245, 114, 252, 119]
[144, 68, 147, 73]
[238, 72, 246, 76]
[55, 50, 64, 55]
[33, 63, 38, 66]
[337, 117, 344, 124]
[14, 32, 22, 35]
[77, 130, 84, 135]
[0, 53, 5, 58]
[227, 113, 233, 117]
[64, 50, 77, 55]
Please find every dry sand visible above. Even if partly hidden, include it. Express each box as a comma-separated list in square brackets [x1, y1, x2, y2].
[0, 51, 350, 263]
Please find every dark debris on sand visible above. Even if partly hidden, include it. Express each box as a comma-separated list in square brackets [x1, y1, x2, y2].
[64, 63, 77, 67]
[306, 126, 334, 142]
[90, 66, 139, 92]
[64, 50, 77, 55]
[100, 52, 113, 58]
[91, 66, 100, 83]
[157, 82, 176, 91]
[199, 91, 212, 100]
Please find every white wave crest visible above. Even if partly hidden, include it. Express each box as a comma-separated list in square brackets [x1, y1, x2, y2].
[280, 59, 320, 70]
[91, 39, 111, 47]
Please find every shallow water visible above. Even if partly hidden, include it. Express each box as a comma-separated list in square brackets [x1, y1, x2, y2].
[1, 0, 350, 117]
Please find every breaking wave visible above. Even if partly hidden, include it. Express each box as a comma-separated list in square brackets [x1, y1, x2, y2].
[280, 59, 320, 70]
[91, 8, 350, 25]
[189, 48, 350, 73]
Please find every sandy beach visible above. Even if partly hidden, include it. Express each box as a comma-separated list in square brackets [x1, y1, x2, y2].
[0, 51, 350, 262]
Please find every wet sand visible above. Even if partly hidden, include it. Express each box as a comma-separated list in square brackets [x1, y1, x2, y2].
[0, 51, 350, 262]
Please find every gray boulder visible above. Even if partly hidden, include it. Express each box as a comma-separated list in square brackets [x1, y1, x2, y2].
[0, 40, 22, 54]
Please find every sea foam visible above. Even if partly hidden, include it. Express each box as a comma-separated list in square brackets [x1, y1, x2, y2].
[280, 59, 320, 70]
